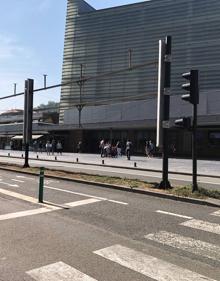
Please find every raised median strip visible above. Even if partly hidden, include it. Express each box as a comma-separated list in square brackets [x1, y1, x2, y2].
[0, 163, 219, 208]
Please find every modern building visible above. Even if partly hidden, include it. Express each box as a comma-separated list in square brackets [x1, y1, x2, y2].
[58, 0, 220, 157]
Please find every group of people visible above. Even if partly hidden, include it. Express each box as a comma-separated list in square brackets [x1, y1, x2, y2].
[33, 140, 63, 155]
[99, 139, 155, 160]
[145, 140, 155, 158]
[99, 140, 122, 158]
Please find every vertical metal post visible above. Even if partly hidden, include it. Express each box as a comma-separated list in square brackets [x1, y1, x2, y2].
[160, 36, 172, 189]
[192, 103, 198, 192]
[14, 83, 17, 95]
[38, 167, 45, 203]
[43, 74, 47, 88]
[156, 40, 165, 148]
[23, 80, 29, 168]
[23, 79, 34, 168]
[77, 64, 84, 128]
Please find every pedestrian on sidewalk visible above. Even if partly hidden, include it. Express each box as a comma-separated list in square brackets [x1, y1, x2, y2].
[56, 141, 63, 155]
[99, 139, 105, 157]
[46, 141, 51, 155]
[126, 140, 132, 160]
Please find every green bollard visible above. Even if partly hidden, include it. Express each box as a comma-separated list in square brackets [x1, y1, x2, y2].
[39, 167, 45, 203]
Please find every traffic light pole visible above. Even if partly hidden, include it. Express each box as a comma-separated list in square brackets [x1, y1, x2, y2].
[192, 102, 198, 192]
[159, 36, 171, 189]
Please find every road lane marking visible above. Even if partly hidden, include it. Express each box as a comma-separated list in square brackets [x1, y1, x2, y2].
[44, 185, 128, 205]
[156, 210, 193, 219]
[65, 198, 101, 207]
[0, 207, 60, 221]
[181, 219, 220, 235]
[94, 244, 216, 281]
[0, 180, 19, 187]
[16, 175, 35, 180]
[211, 210, 220, 217]
[145, 231, 220, 261]
[0, 187, 38, 204]
[26, 261, 97, 281]
[0, 199, 102, 221]
[11, 179, 24, 183]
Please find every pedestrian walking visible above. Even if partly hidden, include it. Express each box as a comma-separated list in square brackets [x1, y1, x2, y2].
[116, 141, 122, 157]
[33, 140, 38, 153]
[126, 140, 132, 160]
[77, 141, 82, 153]
[56, 141, 63, 155]
[46, 141, 51, 155]
[39, 141, 43, 153]
[148, 140, 155, 157]
[145, 140, 150, 158]
[51, 139, 56, 155]
[99, 139, 105, 157]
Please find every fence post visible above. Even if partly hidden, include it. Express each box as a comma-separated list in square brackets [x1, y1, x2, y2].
[38, 167, 45, 203]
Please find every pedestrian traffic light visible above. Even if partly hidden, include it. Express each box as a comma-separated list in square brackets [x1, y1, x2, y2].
[175, 117, 191, 129]
[182, 70, 199, 105]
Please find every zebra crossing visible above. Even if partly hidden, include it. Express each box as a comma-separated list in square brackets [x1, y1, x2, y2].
[26, 208, 220, 281]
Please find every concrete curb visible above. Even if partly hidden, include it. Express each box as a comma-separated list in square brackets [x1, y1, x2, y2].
[0, 164, 219, 208]
[1, 154, 220, 179]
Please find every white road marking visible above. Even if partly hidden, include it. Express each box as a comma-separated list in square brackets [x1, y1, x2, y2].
[65, 198, 101, 207]
[0, 187, 38, 204]
[0, 180, 19, 187]
[94, 244, 216, 281]
[211, 210, 220, 217]
[156, 210, 193, 219]
[0, 207, 60, 221]
[11, 179, 24, 183]
[44, 185, 128, 205]
[16, 175, 34, 180]
[181, 219, 220, 235]
[145, 231, 220, 261]
[26, 261, 97, 281]
[0, 198, 102, 221]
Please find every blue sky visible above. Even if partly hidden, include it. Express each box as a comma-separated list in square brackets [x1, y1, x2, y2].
[0, 0, 147, 111]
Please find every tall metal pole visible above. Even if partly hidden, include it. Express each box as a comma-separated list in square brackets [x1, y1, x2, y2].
[43, 74, 47, 88]
[14, 83, 17, 95]
[192, 102, 198, 192]
[23, 79, 34, 168]
[23, 80, 29, 168]
[77, 64, 84, 128]
[160, 36, 172, 189]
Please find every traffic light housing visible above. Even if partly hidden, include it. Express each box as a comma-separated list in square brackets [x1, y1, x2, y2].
[182, 70, 199, 105]
[175, 117, 191, 129]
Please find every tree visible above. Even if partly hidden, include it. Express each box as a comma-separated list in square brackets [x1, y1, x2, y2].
[35, 101, 60, 112]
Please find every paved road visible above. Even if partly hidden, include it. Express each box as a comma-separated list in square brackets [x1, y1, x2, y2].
[0, 152, 220, 190]
[0, 170, 219, 280]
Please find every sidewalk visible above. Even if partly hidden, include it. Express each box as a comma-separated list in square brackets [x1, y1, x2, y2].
[1, 149, 220, 177]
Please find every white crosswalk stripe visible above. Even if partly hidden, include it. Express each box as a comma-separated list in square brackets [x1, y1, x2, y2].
[211, 210, 220, 217]
[26, 261, 98, 281]
[145, 231, 220, 261]
[94, 244, 217, 281]
[181, 219, 220, 235]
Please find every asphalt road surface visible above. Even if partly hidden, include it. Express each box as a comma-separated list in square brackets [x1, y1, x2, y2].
[0, 169, 219, 280]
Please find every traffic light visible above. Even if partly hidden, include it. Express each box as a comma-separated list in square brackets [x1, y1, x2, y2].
[175, 117, 191, 129]
[182, 70, 199, 105]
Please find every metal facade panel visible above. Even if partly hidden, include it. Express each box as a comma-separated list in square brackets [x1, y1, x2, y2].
[60, 0, 220, 125]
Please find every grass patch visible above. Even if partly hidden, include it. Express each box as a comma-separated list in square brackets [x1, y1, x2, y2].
[0, 163, 219, 201]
